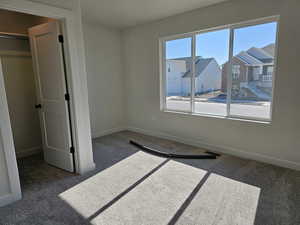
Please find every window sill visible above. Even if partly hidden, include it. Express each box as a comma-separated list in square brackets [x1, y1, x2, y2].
[162, 109, 272, 125]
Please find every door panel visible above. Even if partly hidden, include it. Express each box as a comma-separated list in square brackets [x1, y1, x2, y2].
[29, 21, 74, 172]
[36, 32, 62, 100]
[43, 111, 69, 150]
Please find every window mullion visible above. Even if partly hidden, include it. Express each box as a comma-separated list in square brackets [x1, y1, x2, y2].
[161, 41, 167, 111]
[191, 35, 196, 113]
[226, 28, 234, 117]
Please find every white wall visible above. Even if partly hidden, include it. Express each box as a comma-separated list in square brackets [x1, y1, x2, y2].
[0, 138, 10, 197]
[27, 0, 74, 10]
[83, 22, 125, 137]
[122, 0, 300, 170]
[1, 53, 42, 158]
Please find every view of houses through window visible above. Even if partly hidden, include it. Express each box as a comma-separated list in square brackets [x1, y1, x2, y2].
[163, 18, 278, 121]
[165, 37, 192, 111]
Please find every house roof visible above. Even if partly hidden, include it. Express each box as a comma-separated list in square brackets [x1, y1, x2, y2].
[235, 44, 275, 65]
[236, 51, 263, 65]
[182, 58, 214, 78]
[247, 47, 273, 63]
[262, 44, 275, 57]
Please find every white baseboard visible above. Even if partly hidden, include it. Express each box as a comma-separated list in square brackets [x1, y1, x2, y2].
[127, 126, 300, 171]
[92, 127, 126, 139]
[0, 193, 21, 208]
[16, 146, 42, 158]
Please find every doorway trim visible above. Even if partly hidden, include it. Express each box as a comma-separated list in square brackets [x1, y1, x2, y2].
[0, 0, 95, 206]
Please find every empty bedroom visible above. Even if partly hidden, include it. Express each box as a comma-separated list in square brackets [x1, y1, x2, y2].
[0, 0, 299, 225]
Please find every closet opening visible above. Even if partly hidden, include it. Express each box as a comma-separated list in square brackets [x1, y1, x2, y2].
[0, 8, 76, 193]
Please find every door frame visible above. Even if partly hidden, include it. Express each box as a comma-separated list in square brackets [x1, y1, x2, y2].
[0, 0, 95, 206]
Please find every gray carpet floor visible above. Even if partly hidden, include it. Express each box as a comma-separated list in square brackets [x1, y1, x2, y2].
[0, 131, 299, 225]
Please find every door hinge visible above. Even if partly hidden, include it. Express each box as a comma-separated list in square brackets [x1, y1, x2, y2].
[35, 104, 42, 109]
[65, 93, 70, 101]
[70, 146, 75, 154]
[58, 34, 64, 43]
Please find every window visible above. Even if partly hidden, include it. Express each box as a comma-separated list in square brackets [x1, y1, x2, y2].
[252, 67, 261, 80]
[161, 16, 278, 121]
[165, 37, 192, 112]
[263, 66, 273, 82]
[232, 65, 240, 80]
[267, 66, 273, 75]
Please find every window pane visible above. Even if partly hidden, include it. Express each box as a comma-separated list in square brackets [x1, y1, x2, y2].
[229, 22, 277, 119]
[195, 29, 229, 116]
[165, 38, 192, 112]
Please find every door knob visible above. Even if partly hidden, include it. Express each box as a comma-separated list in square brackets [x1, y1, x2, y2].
[35, 104, 42, 109]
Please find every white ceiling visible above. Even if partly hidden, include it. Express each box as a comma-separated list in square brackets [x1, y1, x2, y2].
[81, 0, 230, 29]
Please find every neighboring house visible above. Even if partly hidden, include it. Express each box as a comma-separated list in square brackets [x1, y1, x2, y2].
[166, 59, 187, 96]
[166, 57, 221, 96]
[221, 44, 275, 100]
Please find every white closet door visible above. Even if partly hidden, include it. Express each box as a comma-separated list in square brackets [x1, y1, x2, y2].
[29, 21, 74, 172]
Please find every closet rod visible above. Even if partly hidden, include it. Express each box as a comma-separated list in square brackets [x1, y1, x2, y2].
[0, 32, 28, 40]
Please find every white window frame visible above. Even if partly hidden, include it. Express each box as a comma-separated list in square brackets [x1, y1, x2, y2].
[159, 15, 279, 123]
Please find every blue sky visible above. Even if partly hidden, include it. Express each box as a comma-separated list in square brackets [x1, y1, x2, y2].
[166, 22, 277, 65]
